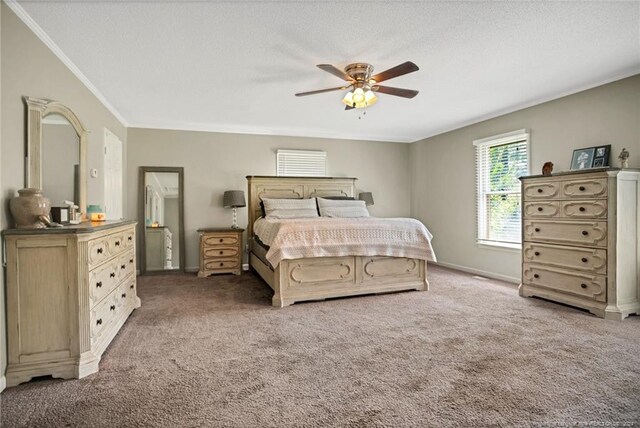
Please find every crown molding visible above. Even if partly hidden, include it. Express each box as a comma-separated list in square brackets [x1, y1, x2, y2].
[4, 0, 129, 127]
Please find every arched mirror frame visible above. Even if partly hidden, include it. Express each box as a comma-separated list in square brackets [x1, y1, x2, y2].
[24, 96, 88, 219]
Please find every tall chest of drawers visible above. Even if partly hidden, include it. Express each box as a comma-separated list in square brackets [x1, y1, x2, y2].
[3, 221, 141, 386]
[519, 169, 640, 320]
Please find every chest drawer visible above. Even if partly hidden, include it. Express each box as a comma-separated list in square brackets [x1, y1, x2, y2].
[523, 243, 606, 274]
[523, 264, 606, 302]
[523, 220, 607, 247]
[561, 200, 607, 219]
[203, 234, 239, 247]
[204, 247, 239, 259]
[561, 178, 607, 199]
[523, 201, 561, 218]
[523, 181, 561, 200]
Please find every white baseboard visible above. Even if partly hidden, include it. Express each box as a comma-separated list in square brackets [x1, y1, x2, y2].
[243, 263, 249, 271]
[432, 261, 520, 284]
[0, 375, 6, 393]
[185, 267, 198, 273]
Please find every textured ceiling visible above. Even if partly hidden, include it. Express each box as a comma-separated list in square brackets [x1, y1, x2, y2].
[13, 1, 640, 143]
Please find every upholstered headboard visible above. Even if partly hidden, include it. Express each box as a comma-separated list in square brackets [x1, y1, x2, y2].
[246, 176, 357, 250]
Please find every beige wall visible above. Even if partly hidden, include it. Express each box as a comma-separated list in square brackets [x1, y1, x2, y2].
[410, 74, 640, 282]
[0, 3, 127, 390]
[127, 128, 412, 270]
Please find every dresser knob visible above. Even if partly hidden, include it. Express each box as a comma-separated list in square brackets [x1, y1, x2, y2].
[128, 236, 133, 241]
[97, 248, 103, 254]
[537, 188, 543, 193]
[534, 274, 539, 279]
[580, 283, 587, 289]
[115, 241, 120, 246]
[537, 207, 543, 212]
[579, 186, 585, 191]
[96, 318, 102, 325]
[96, 281, 103, 288]
[534, 228, 540, 232]
[579, 207, 586, 212]
[534, 251, 540, 256]
[130, 284, 134, 289]
[581, 257, 588, 263]
[121, 264, 126, 270]
[110, 272, 116, 278]
[122, 293, 127, 298]
[110, 305, 116, 311]
[130, 259, 134, 263]
[582, 230, 589, 236]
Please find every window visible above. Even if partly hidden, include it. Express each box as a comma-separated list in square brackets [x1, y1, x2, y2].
[276, 149, 327, 177]
[474, 129, 529, 248]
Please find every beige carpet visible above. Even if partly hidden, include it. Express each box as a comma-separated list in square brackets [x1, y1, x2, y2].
[1, 265, 639, 427]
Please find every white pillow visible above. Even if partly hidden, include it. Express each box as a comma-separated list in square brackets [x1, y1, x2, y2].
[262, 198, 318, 219]
[317, 198, 370, 218]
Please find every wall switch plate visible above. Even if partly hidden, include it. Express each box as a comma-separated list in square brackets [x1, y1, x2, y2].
[90, 168, 98, 178]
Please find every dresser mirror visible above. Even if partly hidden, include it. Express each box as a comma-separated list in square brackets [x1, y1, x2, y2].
[138, 167, 185, 274]
[25, 97, 87, 217]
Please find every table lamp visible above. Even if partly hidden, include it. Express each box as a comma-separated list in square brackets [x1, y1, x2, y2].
[223, 190, 246, 229]
[358, 192, 374, 206]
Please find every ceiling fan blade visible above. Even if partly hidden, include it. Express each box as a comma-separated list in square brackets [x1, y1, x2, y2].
[317, 64, 354, 82]
[370, 61, 419, 84]
[295, 86, 347, 97]
[372, 85, 419, 99]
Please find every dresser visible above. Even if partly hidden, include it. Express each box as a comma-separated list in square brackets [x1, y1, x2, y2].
[197, 228, 243, 277]
[3, 221, 140, 386]
[146, 226, 172, 270]
[519, 169, 640, 320]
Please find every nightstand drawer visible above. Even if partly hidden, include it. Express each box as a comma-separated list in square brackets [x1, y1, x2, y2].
[204, 247, 239, 259]
[523, 264, 606, 302]
[204, 258, 239, 271]
[203, 234, 239, 247]
[523, 220, 607, 247]
[523, 243, 606, 274]
[562, 178, 607, 199]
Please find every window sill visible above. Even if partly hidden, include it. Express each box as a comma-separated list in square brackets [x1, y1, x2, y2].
[477, 241, 522, 252]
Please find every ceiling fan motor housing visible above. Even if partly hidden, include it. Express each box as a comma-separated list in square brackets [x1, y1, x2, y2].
[345, 63, 374, 85]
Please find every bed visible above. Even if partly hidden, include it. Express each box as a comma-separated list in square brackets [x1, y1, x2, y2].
[247, 176, 435, 307]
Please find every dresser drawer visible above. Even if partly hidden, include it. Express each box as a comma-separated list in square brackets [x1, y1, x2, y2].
[123, 229, 135, 249]
[89, 260, 120, 307]
[88, 237, 110, 268]
[523, 243, 606, 274]
[561, 200, 607, 219]
[117, 249, 136, 281]
[523, 181, 561, 200]
[108, 233, 126, 256]
[523, 220, 607, 247]
[90, 291, 118, 341]
[561, 178, 607, 199]
[204, 258, 239, 271]
[116, 278, 136, 310]
[523, 264, 606, 302]
[204, 247, 239, 259]
[203, 234, 239, 247]
[523, 201, 561, 218]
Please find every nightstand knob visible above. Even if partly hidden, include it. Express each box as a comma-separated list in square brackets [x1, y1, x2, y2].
[219, 251, 223, 255]
[537, 207, 543, 212]
[220, 262, 224, 267]
[580, 283, 587, 289]
[581, 257, 588, 263]
[219, 238, 223, 243]
[582, 230, 589, 236]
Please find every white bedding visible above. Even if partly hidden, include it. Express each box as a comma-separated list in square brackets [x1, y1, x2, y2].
[253, 217, 436, 268]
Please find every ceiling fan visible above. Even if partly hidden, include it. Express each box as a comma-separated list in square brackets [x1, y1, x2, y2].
[295, 61, 419, 110]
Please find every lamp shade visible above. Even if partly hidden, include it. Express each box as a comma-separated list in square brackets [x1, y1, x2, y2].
[223, 190, 246, 208]
[358, 192, 374, 206]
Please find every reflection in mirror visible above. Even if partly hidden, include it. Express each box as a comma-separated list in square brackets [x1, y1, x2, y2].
[42, 113, 80, 206]
[144, 172, 181, 271]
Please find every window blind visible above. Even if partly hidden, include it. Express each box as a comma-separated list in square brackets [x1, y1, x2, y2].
[276, 149, 327, 177]
[474, 130, 529, 246]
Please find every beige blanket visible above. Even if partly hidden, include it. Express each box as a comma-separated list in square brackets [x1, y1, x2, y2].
[254, 217, 436, 268]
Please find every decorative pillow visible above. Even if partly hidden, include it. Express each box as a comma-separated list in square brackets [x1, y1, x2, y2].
[317, 198, 370, 218]
[262, 198, 319, 219]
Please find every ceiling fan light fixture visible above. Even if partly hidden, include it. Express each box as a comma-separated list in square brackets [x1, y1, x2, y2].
[364, 89, 377, 105]
[352, 87, 366, 104]
[342, 90, 354, 106]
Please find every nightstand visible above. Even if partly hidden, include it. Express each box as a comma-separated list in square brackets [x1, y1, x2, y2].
[197, 228, 244, 277]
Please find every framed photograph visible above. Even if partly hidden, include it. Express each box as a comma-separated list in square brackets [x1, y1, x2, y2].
[571, 147, 595, 170]
[593, 158, 605, 167]
[593, 144, 611, 167]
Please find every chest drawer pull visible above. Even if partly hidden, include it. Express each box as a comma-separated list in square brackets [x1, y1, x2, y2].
[535, 228, 540, 232]
[537, 207, 543, 212]
[582, 230, 589, 236]
[534, 274, 539, 279]
[579, 186, 585, 191]
[122, 293, 127, 298]
[580, 283, 587, 289]
[537, 188, 543, 193]
[110, 272, 116, 278]
[581, 257, 588, 263]
[96, 281, 103, 288]
[110, 305, 116, 311]
[579, 207, 586, 212]
[534, 251, 540, 256]
[96, 318, 102, 325]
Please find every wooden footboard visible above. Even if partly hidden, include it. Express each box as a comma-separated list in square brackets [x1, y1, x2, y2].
[250, 253, 428, 307]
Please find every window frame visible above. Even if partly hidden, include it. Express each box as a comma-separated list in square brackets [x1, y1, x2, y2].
[473, 129, 530, 250]
[276, 149, 327, 177]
